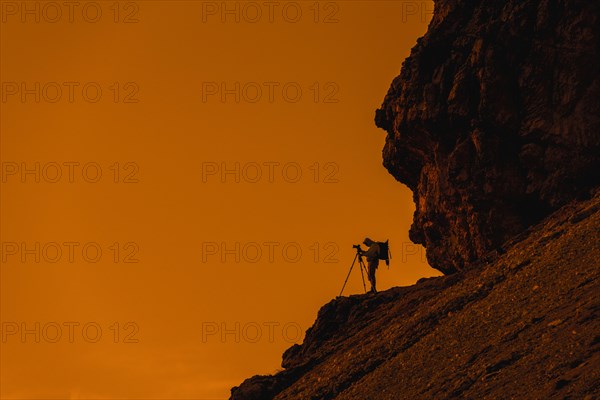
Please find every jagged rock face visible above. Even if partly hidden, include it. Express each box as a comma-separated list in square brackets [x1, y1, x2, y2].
[375, 0, 600, 274]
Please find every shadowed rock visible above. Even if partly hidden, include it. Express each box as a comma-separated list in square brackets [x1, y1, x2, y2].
[376, 0, 600, 274]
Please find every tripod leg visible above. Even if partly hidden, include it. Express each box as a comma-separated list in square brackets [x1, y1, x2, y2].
[339, 253, 359, 296]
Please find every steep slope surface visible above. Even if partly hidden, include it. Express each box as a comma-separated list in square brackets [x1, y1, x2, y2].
[231, 190, 599, 399]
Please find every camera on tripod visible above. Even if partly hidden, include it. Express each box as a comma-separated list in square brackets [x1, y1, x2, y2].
[340, 239, 391, 296]
[340, 244, 369, 296]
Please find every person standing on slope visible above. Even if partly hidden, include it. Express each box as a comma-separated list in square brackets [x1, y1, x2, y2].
[360, 238, 380, 294]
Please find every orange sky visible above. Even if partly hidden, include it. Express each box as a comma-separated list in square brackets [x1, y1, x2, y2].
[0, 1, 435, 398]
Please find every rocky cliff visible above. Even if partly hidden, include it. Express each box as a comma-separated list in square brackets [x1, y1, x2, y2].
[230, 0, 599, 398]
[376, 0, 600, 274]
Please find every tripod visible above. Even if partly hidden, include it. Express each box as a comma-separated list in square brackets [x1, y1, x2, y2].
[339, 248, 369, 296]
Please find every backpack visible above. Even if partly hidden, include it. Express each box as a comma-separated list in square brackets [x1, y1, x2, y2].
[378, 240, 391, 266]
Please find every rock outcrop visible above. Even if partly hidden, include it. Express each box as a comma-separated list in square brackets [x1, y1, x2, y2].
[231, 190, 600, 399]
[376, 0, 600, 274]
